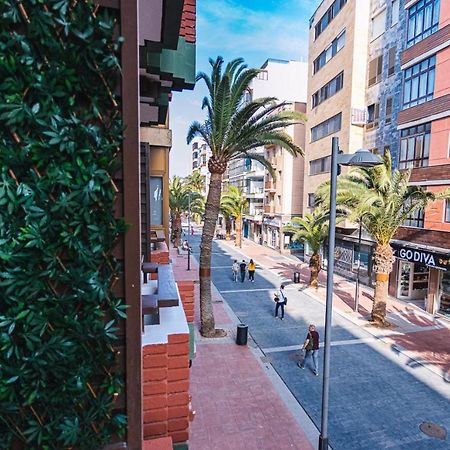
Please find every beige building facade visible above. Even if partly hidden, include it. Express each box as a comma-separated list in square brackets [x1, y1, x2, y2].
[304, 0, 370, 211]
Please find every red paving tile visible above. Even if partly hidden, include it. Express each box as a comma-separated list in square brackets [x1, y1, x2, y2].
[189, 343, 314, 450]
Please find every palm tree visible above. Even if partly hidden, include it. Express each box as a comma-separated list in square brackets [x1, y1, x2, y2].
[187, 56, 305, 337]
[169, 176, 202, 247]
[317, 150, 449, 325]
[221, 185, 248, 247]
[186, 171, 206, 194]
[283, 209, 331, 288]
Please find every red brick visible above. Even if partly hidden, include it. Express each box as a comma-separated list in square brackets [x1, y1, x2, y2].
[143, 437, 173, 450]
[144, 422, 167, 438]
[144, 407, 168, 423]
[167, 342, 189, 356]
[143, 343, 167, 356]
[168, 392, 189, 407]
[144, 368, 167, 382]
[144, 354, 168, 369]
[168, 368, 189, 382]
[168, 418, 188, 432]
[168, 356, 189, 369]
[170, 430, 189, 443]
[167, 380, 189, 394]
[168, 333, 189, 344]
[143, 394, 167, 411]
[168, 405, 189, 419]
[143, 381, 167, 396]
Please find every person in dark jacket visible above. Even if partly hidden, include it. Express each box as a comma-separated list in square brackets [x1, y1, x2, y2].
[298, 324, 320, 375]
[239, 260, 247, 283]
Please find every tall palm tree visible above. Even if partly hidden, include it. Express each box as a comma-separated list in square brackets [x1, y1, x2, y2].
[283, 209, 331, 288]
[187, 56, 305, 337]
[185, 171, 206, 194]
[317, 150, 449, 325]
[221, 185, 248, 247]
[169, 176, 203, 247]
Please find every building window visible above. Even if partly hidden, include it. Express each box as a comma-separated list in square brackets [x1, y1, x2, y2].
[315, 0, 347, 39]
[368, 55, 383, 86]
[445, 200, 450, 223]
[407, 0, 440, 47]
[388, 47, 396, 76]
[308, 193, 316, 208]
[257, 70, 268, 80]
[367, 103, 380, 130]
[399, 123, 431, 169]
[311, 113, 342, 142]
[403, 56, 435, 109]
[150, 176, 163, 226]
[403, 208, 425, 228]
[313, 31, 346, 74]
[310, 156, 332, 175]
[392, 0, 400, 26]
[385, 97, 393, 124]
[371, 9, 387, 41]
[312, 71, 344, 108]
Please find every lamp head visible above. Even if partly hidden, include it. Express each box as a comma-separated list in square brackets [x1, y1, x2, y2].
[346, 149, 383, 167]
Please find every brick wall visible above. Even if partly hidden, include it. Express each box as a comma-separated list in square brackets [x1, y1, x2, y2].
[179, 0, 196, 44]
[176, 280, 195, 323]
[143, 333, 190, 444]
[150, 241, 170, 265]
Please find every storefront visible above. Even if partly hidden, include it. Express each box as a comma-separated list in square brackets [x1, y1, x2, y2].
[390, 242, 450, 316]
[262, 217, 281, 251]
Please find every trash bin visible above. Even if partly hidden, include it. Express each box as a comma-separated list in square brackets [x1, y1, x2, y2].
[294, 271, 300, 283]
[236, 323, 248, 345]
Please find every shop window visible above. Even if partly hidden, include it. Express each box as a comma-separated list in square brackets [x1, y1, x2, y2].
[150, 176, 163, 226]
[407, 0, 440, 47]
[439, 271, 450, 316]
[403, 55, 435, 109]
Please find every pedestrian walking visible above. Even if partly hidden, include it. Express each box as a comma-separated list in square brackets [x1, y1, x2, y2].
[279, 284, 287, 306]
[298, 324, 320, 376]
[232, 260, 239, 282]
[273, 292, 285, 320]
[239, 260, 247, 283]
[248, 259, 256, 282]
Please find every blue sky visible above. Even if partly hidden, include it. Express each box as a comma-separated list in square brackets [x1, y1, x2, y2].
[169, 0, 318, 177]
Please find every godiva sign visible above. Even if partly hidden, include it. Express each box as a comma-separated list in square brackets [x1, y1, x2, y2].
[392, 243, 450, 271]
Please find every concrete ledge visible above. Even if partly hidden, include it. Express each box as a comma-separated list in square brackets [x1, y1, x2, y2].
[143, 436, 173, 450]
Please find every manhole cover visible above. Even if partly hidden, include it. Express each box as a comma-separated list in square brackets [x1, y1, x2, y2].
[419, 422, 447, 440]
[260, 356, 273, 364]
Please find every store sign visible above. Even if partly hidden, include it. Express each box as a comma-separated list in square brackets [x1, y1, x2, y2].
[392, 244, 450, 271]
[263, 218, 280, 227]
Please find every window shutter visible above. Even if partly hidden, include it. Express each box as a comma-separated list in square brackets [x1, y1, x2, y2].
[388, 47, 396, 76]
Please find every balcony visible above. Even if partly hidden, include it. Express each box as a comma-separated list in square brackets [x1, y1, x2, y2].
[264, 180, 276, 192]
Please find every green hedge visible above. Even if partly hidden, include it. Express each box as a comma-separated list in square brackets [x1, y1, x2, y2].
[0, 1, 127, 448]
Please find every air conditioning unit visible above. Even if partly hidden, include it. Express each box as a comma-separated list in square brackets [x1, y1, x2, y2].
[351, 108, 367, 126]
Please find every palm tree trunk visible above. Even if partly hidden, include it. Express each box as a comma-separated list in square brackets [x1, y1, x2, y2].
[371, 243, 394, 325]
[173, 214, 182, 248]
[235, 217, 242, 247]
[199, 172, 222, 337]
[309, 252, 321, 288]
[225, 216, 231, 240]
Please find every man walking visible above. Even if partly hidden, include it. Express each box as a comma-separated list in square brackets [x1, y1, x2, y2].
[279, 284, 287, 306]
[298, 324, 320, 376]
[273, 292, 286, 320]
[239, 260, 247, 283]
[232, 260, 239, 282]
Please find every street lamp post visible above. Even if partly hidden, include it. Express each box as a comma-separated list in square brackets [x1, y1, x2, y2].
[354, 219, 363, 312]
[187, 192, 191, 271]
[319, 138, 382, 450]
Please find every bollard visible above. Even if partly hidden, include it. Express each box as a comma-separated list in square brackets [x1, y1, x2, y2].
[294, 271, 300, 283]
[236, 323, 248, 345]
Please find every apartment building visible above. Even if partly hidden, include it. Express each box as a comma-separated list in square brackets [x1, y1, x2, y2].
[305, 0, 371, 277]
[388, 0, 450, 316]
[226, 58, 307, 248]
[191, 137, 211, 195]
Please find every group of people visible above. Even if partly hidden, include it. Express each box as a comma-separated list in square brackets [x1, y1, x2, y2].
[232, 259, 256, 283]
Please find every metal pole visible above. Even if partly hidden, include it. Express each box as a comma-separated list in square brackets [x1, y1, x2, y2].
[354, 219, 362, 312]
[319, 136, 339, 450]
[240, 203, 243, 248]
[187, 193, 191, 271]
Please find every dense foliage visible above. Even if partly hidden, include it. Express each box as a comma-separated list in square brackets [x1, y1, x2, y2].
[0, 1, 126, 448]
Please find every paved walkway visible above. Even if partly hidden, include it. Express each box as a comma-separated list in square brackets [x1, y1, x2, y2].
[170, 244, 316, 450]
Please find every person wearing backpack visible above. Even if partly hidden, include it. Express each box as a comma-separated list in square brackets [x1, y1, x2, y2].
[298, 324, 320, 376]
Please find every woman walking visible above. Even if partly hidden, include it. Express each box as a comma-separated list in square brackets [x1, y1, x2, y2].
[248, 259, 256, 282]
